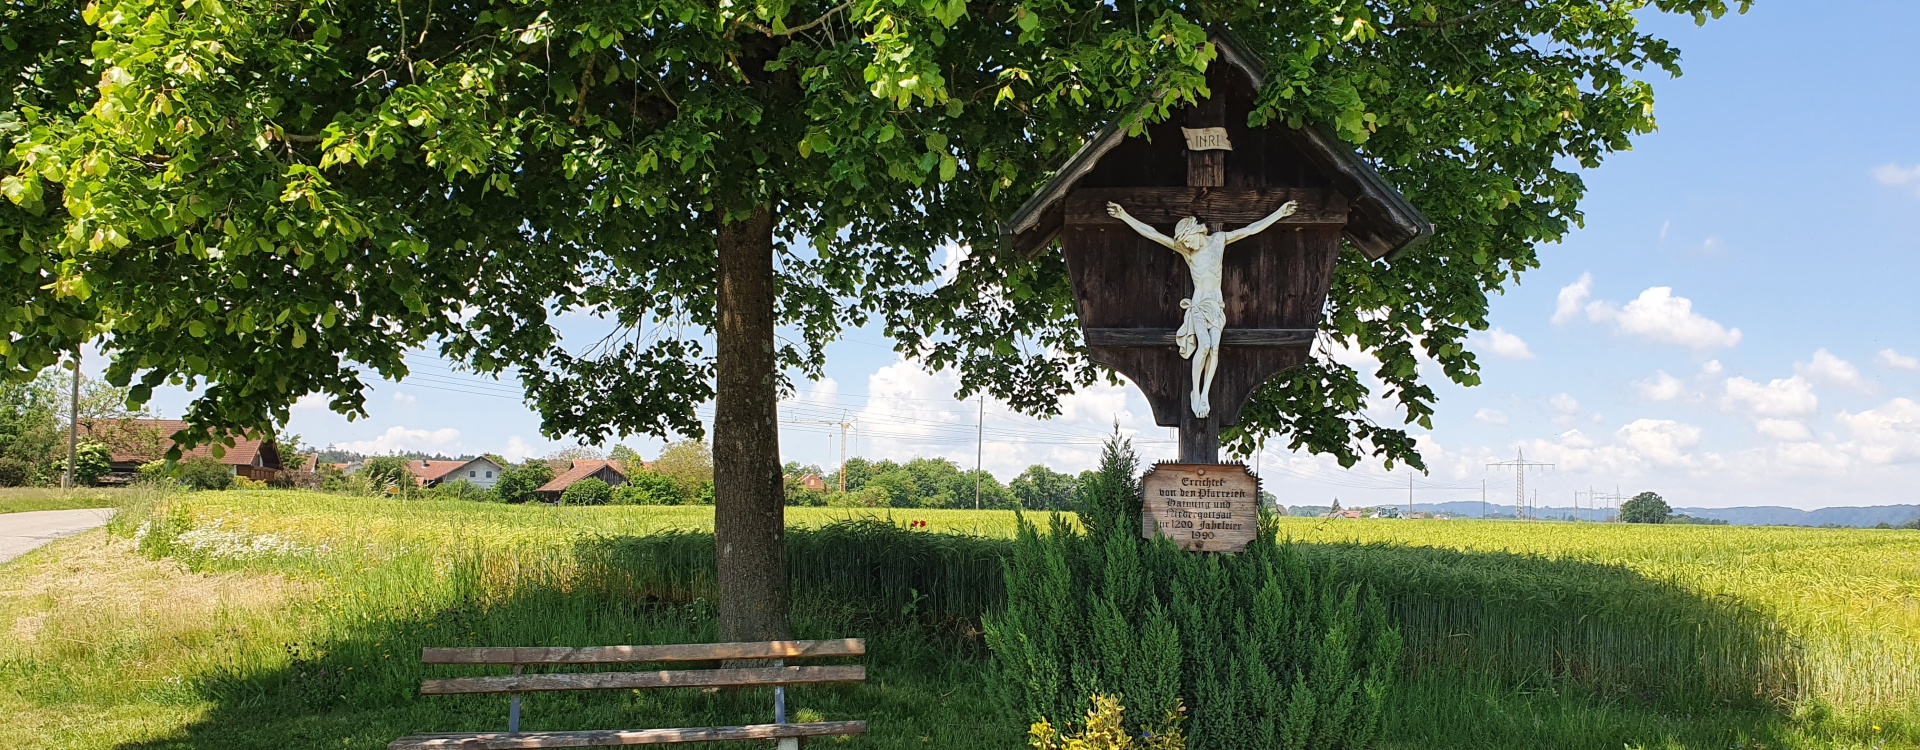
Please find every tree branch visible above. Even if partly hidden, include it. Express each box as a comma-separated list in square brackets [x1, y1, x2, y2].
[743, 1, 856, 37]
[1384, 0, 1527, 30]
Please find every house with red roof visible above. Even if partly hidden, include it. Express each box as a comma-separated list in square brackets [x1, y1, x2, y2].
[407, 457, 507, 489]
[81, 419, 285, 482]
[536, 460, 630, 502]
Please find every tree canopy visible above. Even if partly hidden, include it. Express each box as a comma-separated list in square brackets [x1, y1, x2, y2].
[1620, 491, 1672, 524]
[4, 0, 1746, 461]
[4, 0, 1748, 636]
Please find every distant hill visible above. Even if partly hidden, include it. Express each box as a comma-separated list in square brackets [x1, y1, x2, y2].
[1674, 505, 1920, 528]
[1288, 500, 1920, 528]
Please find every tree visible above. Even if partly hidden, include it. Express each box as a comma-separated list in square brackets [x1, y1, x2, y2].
[616, 471, 686, 505]
[494, 462, 556, 505]
[653, 440, 715, 492]
[358, 456, 415, 496]
[608, 444, 644, 467]
[1620, 492, 1672, 525]
[71, 439, 110, 485]
[547, 446, 606, 463]
[4, 0, 1750, 640]
[0, 372, 61, 481]
[1011, 464, 1077, 511]
[174, 456, 233, 491]
[560, 477, 613, 506]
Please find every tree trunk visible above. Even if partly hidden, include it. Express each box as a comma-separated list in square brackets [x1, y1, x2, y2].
[713, 204, 790, 642]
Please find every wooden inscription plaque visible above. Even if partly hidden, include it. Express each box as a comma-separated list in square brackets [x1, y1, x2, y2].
[1140, 463, 1260, 553]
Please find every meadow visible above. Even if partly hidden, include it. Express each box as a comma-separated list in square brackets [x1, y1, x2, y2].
[0, 486, 124, 514]
[0, 489, 1915, 749]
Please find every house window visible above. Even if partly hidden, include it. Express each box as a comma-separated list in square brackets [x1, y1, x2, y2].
[486, 471, 493, 478]
[469, 471, 476, 477]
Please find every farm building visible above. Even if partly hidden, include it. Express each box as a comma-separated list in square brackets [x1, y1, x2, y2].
[407, 457, 506, 489]
[80, 418, 285, 482]
[536, 459, 629, 501]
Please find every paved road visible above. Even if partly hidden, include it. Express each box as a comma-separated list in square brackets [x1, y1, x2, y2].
[0, 508, 115, 565]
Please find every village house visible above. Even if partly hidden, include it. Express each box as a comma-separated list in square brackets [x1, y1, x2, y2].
[535, 459, 629, 502]
[80, 418, 285, 482]
[407, 457, 507, 489]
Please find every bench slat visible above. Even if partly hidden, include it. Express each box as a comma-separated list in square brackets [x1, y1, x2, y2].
[422, 640, 865, 665]
[420, 665, 866, 695]
[389, 721, 867, 749]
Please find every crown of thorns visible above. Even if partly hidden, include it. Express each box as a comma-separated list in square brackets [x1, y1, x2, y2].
[1174, 217, 1205, 239]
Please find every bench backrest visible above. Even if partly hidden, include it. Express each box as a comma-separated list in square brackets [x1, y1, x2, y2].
[418, 639, 866, 696]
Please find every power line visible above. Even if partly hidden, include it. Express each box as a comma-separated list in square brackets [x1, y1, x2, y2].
[1487, 449, 1553, 521]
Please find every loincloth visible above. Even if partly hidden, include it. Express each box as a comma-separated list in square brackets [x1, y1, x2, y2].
[1175, 296, 1227, 359]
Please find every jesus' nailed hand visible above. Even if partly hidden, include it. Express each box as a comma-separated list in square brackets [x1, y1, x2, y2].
[1104, 199, 1299, 419]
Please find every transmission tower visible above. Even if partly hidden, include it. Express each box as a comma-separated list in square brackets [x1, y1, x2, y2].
[1487, 449, 1552, 520]
[794, 414, 855, 492]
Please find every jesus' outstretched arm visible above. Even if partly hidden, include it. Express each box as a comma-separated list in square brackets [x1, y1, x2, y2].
[1106, 202, 1182, 252]
[1222, 200, 1299, 244]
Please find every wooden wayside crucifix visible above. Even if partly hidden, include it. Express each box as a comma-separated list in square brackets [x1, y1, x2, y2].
[1004, 31, 1431, 481]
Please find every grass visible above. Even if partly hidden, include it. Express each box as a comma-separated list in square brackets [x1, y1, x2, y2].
[0, 490, 1915, 749]
[0, 487, 125, 514]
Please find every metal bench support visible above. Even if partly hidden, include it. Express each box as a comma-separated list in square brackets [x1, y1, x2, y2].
[508, 665, 522, 735]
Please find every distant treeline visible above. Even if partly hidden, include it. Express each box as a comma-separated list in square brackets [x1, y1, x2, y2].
[785, 457, 1081, 511]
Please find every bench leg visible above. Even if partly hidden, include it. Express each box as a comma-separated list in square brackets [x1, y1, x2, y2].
[508, 665, 523, 735]
[776, 739, 800, 750]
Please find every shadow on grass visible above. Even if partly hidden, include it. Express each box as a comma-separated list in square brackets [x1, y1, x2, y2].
[110, 525, 1820, 750]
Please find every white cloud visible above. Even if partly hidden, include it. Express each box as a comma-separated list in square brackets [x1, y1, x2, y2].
[1754, 418, 1813, 442]
[337, 426, 462, 455]
[1722, 375, 1818, 418]
[1635, 371, 1685, 401]
[391, 391, 418, 405]
[1552, 273, 1593, 324]
[1586, 287, 1742, 349]
[1836, 398, 1920, 465]
[1617, 419, 1702, 467]
[1659, 221, 1671, 240]
[1472, 328, 1536, 360]
[291, 393, 330, 412]
[1701, 236, 1725, 253]
[1701, 359, 1724, 376]
[1795, 349, 1870, 393]
[1473, 408, 1509, 426]
[850, 357, 1153, 477]
[1877, 348, 1920, 371]
[1550, 393, 1581, 415]
[501, 436, 540, 462]
[1873, 163, 1920, 196]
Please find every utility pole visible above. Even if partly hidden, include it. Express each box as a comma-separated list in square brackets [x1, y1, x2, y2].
[63, 349, 79, 490]
[1407, 472, 1414, 519]
[974, 393, 984, 510]
[794, 415, 854, 492]
[1481, 479, 1487, 519]
[1488, 449, 1552, 521]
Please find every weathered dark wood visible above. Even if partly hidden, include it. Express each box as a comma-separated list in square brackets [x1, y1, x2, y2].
[421, 640, 865, 666]
[1185, 91, 1227, 189]
[1178, 412, 1220, 464]
[389, 721, 868, 749]
[1064, 187, 1346, 227]
[1083, 328, 1316, 348]
[420, 665, 866, 696]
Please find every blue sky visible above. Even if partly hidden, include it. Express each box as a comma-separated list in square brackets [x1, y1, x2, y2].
[131, 2, 1920, 510]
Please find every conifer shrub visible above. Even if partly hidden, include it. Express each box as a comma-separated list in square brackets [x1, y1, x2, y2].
[988, 435, 1401, 750]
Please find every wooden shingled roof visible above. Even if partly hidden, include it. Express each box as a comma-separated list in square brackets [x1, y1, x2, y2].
[1004, 30, 1432, 261]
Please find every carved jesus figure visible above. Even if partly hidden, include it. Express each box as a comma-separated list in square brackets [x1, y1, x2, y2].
[1106, 200, 1299, 418]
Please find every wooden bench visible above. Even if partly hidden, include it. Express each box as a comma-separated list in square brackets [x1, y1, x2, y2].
[390, 639, 868, 749]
